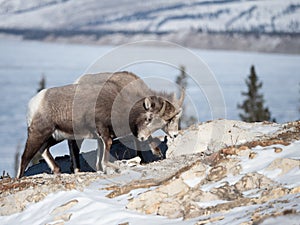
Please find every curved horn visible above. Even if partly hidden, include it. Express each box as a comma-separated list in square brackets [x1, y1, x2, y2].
[178, 88, 185, 106]
[159, 100, 166, 116]
[171, 92, 176, 102]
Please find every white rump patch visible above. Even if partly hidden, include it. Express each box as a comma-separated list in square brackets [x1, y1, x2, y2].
[27, 89, 47, 126]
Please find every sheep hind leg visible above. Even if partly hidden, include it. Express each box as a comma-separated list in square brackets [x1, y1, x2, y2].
[68, 139, 83, 173]
[17, 132, 54, 179]
[40, 138, 62, 175]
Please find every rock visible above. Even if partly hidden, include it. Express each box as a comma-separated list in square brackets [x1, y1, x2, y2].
[290, 186, 300, 194]
[221, 147, 238, 155]
[206, 166, 227, 182]
[157, 200, 183, 218]
[181, 162, 206, 180]
[219, 159, 241, 176]
[181, 189, 219, 204]
[258, 187, 289, 203]
[249, 139, 290, 148]
[274, 147, 283, 153]
[181, 162, 206, 187]
[239, 145, 250, 151]
[50, 199, 78, 215]
[234, 173, 273, 192]
[237, 147, 251, 157]
[167, 119, 282, 158]
[264, 158, 300, 176]
[195, 216, 225, 224]
[144, 202, 160, 215]
[127, 190, 166, 214]
[54, 213, 72, 222]
[210, 182, 241, 201]
[159, 178, 190, 197]
[249, 152, 257, 159]
[127, 176, 190, 217]
[239, 222, 252, 225]
[182, 201, 204, 219]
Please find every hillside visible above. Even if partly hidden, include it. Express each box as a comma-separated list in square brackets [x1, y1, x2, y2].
[1, 119, 300, 224]
[0, 0, 299, 53]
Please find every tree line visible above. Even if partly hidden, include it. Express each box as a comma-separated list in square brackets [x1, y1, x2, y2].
[176, 65, 300, 124]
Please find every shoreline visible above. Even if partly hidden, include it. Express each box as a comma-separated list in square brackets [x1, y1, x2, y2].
[1, 31, 299, 55]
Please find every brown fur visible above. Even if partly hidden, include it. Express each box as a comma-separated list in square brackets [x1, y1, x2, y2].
[18, 72, 182, 178]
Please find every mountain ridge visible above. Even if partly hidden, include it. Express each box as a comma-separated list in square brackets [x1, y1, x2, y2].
[0, 0, 299, 53]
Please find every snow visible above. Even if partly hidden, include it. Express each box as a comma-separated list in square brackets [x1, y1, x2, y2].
[1, 122, 300, 224]
[241, 141, 300, 174]
[196, 200, 228, 208]
[276, 167, 300, 188]
[0, 182, 192, 225]
[183, 177, 203, 188]
[260, 214, 300, 225]
[0, 0, 299, 34]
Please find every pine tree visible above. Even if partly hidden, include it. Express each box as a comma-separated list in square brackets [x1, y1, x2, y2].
[176, 65, 188, 90]
[37, 74, 46, 93]
[175, 65, 197, 128]
[14, 142, 21, 177]
[238, 65, 274, 122]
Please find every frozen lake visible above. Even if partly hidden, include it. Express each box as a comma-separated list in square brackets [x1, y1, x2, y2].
[0, 38, 299, 176]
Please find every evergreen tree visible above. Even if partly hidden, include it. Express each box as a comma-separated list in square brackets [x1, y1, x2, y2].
[176, 65, 188, 90]
[14, 142, 21, 177]
[238, 65, 274, 122]
[175, 65, 197, 128]
[37, 74, 46, 93]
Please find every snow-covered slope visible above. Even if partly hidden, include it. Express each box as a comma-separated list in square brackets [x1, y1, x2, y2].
[1, 120, 300, 224]
[0, 0, 299, 34]
[1, 0, 299, 53]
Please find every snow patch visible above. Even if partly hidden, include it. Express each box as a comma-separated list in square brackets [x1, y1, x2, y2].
[241, 141, 300, 175]
[197, 200, 228, 208]
[183, 177, 203, 188]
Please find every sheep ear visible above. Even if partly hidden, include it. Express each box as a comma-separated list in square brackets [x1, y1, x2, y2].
[143, 97, 152, 110]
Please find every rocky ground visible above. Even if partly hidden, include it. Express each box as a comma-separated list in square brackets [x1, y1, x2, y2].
[0, 119, 299, 224]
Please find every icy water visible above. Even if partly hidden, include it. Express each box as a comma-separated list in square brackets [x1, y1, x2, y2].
[0, 38, 299, 176]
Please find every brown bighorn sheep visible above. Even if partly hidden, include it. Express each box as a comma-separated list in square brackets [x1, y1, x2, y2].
[74, 71, 184, 138]
[17, 72, 183, 178]
[67, 71, 184, 172]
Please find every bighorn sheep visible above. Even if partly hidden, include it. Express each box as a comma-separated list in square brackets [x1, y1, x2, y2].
[74, 71, 184, 138]
[67, 71, 184, 172]
[17, 72, 184, 178]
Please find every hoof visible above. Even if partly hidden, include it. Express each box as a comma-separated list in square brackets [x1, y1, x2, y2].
[53, 167, 61, 175]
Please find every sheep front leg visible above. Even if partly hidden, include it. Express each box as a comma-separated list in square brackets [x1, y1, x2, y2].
[96, 135, 119, 173]
[96, 136, 106, 172]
